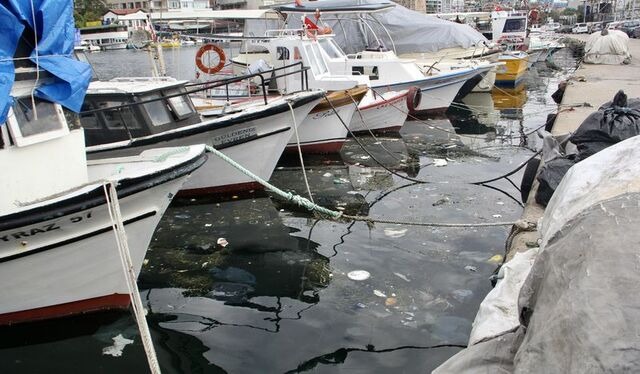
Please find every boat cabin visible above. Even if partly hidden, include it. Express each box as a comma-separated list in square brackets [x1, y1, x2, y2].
[80, 77, 200, 147]
[1, 69, 88, 212]
[491, 10, 528, 48]
[255, 31, 363, 94]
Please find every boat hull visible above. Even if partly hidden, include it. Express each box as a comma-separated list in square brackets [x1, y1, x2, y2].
[88, 93, 322, 194]
[373, 68, 477, 114]
[286, 86, 367, 154]
[0, 148, 206, 325]
[350, 90, 408, 133]
[495, 53, 529, 88]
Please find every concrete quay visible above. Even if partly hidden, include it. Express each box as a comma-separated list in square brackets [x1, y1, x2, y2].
[508, 34, 640, 260]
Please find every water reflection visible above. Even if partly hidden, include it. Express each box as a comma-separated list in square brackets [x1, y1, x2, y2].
[142, 194, 331, 306]
[447, 92, 500, 134]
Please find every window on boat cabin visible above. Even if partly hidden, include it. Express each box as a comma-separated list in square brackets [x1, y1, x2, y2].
[163, 88, 195, 119]
[293, 47, 302, 60]
[504, 18, 526, 33]
[6, 97, 69, 147]
[142, 93, 173, 126]
[79, 102, 102, 129]
[99, 100, 142, 130]
[276, 46, 290, 61]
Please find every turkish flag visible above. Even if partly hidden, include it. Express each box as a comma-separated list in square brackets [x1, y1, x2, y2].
[304, 16, 319, 30]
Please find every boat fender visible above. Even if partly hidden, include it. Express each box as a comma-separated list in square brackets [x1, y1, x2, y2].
[520, 157, 541, 203]
[195, 44, 226, 75]
[406, 86, 422, 111]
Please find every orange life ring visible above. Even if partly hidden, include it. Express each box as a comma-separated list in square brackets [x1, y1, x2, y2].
[195, 44, 226, 75]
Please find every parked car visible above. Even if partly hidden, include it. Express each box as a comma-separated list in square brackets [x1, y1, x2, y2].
[545, 22, 562, 32]
[607, 21, 624, 30]
[572, 23, 589, 33]
[621, 20, 640, 37]
[559, 25, 574, 33]
[633, 27, 640, 38]
[589, 22, 604, 33]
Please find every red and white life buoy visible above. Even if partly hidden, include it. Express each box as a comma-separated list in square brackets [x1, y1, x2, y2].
[195, 44, 226, 75]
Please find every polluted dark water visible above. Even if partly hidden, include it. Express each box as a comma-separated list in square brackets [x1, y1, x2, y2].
[0, 48, 578, 373]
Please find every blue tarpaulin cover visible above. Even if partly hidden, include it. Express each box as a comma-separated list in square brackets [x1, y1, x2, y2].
[0, 0, 92, 123]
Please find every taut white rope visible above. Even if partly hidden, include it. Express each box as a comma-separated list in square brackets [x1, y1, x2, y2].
[103, 182, 161, 374]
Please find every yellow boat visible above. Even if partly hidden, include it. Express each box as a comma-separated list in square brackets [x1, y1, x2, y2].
[492, 83, 527, 110]
[495, 51, 528, 88]
[150, 39, 181, 49]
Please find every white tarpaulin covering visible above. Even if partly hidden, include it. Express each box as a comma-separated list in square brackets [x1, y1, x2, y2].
[274, 0, 487, 54]
[584, 29, 631, 65]
[467, 248, 538, 346]
[540, 132, 640, 248]
[435, 135, 640, 373]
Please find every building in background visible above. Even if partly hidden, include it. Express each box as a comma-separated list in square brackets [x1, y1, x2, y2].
[392, 0, 427, 12]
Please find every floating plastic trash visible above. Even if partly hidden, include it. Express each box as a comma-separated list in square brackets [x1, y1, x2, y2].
[488, 254, 504, 264]
[384, 228, 408, 238]
[394, 272, 411, 282]
[464, 265, 478, 272]
[452, 289, 473, 302]
[433, 159, 448, 167]
[385, 297, 398, 306]
[217, 238, 229, 247]
[102, 334, 134, 357]
[347, 270, 370, 281]
[373, 290, 387, 298]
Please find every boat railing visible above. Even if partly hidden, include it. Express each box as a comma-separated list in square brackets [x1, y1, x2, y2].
[186, 61, 310, 104]
[80, 62, 311, 121]
[265, 28, 305, 38]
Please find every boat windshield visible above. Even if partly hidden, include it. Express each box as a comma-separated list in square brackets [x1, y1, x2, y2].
[318, 38, 346, 59]
[12, 98, 63, 137]
[504, 18, 526, 33]
[164, 89, 195, 119]
[142, 93, 173, 127]
[304, 43, 329, 75]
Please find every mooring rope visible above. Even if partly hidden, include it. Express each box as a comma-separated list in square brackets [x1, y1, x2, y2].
[346, 92, 404, 162]
[103, 182, 161, 374]
[204, 144, 520, 228]
[287, 101, 315, 203]
[321, 93, 431, 185]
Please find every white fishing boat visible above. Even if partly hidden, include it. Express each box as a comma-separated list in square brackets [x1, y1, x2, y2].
[81, 75, 325, 194]
[0, 15, 207, 323]
[268, 2, 498, 111]
[79, 24, 129, 50]
[270, 0, 502, 95]
[231, 39, 407, 134]
[201, 45, 370, 152]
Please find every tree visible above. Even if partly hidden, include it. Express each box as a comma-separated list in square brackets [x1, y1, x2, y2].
[74, 0, 108, 28]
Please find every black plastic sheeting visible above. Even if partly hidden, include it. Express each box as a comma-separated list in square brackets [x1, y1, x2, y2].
[569, 91, 640, 161]
[535, 90, 640, 206]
